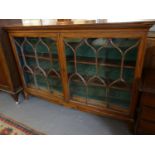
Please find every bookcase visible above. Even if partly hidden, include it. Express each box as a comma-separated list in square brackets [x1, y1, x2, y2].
[6, 22, 154, 123]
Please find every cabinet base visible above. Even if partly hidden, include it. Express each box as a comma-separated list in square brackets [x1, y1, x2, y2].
[0, 87, 23, 103]
[24, 88, 135, 125]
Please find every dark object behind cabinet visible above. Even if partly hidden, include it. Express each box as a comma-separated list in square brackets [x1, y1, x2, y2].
[136, 31, 155, 134]
[0, 20, 22, 102]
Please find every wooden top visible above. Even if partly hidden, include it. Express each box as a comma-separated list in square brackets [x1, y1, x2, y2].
[3, 21, 155, 32]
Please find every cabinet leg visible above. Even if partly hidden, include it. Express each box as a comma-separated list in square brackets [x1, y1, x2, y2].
[23, 91, 29, 100]
[11, 94, 19, 104]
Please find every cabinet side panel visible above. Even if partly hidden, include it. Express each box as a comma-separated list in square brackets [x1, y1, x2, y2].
[0, 29, 21, 91]
[0, 42, 10, 89]
[130, 35, 147, 117]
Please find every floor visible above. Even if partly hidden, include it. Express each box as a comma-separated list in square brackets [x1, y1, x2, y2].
[0, 92, 131, 134]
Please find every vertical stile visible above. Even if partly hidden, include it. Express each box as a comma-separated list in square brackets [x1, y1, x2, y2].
[129, 34, 147, 116]
[57, 33, 70, 101]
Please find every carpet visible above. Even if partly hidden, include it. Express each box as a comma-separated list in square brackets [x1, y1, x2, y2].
[0, 113, 44, 135]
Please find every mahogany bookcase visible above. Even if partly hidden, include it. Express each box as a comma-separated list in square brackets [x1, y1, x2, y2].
[5, 21, 154, 125]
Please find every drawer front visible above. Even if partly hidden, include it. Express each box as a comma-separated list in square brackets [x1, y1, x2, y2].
[141, 93, 155, 108]
[141, 106, 155, 122]
[138, 120, 155, 134]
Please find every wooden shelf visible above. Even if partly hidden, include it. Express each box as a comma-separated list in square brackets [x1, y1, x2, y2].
[69, 74, 131, 91]
[20, 53, 135, 69]
[19, 53, 58, 61]
[67, 56, 135, 69]
[23, 66, 60, 78]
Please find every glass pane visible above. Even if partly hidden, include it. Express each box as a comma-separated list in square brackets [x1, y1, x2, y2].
[14, 37, 63, 97]
[24, 72, 35, 87]
[70, 80, 87, 103]
[108, 89, 131, 109]
[36, 74, 48, 90]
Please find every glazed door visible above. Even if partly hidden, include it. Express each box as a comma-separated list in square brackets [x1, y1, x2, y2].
[62, 33, 141, 112]
[10, 33, 63, 98]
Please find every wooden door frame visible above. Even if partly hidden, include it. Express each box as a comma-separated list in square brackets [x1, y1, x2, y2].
[8, 32, 65, 101]
[60, 30, 147, 118]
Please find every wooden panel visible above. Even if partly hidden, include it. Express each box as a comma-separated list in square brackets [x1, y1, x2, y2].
[138, 120, 155, 134]
[0, 20, 22, 101]
[141, 93, 155, 108]
[135, 32, 155, 134]
[0, 29, 21, 91]
[142, 69, 155, 93]
[144, 35, 155, 69]
[141, 106, 155, 122]
[0, 44, 9, 89]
